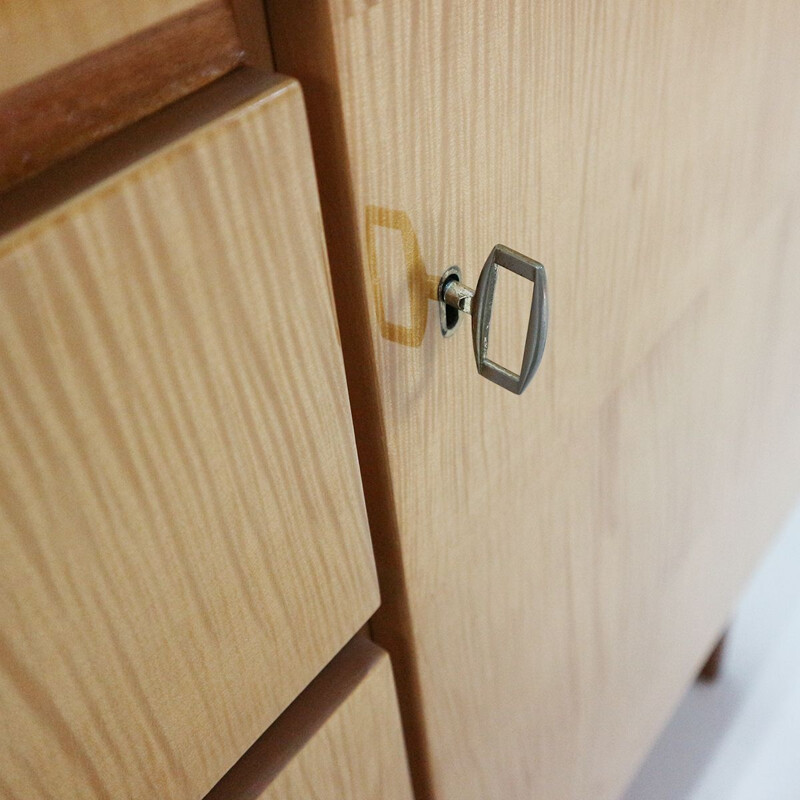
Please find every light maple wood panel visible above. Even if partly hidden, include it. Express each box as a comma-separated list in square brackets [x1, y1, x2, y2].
[207, 637, 414, 800]
[0, 0, 203, 89]
[0, 72, 378, 800]
[266, 2, 800, 799]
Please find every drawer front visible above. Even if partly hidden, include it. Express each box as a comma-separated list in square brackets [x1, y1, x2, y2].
[207, 637, 414, 800]
[0, 1, 272, 191]
[0, 73, 378, 799]
[1, 0, 211, 90]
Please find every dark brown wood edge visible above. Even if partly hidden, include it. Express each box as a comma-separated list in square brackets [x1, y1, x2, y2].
[229, 0, 275, 70]
[264, 2, 435, 798]
[0, 1, 245, 193]
[205, 636, 385, 799]
[0, 68, 286, 238]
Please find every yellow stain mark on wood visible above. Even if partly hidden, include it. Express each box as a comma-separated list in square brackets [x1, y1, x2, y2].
[365, 205, 435, 348]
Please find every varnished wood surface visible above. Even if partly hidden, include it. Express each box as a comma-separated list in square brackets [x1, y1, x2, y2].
[0, 0, 200, 90]
[207, 637, 415, 800]
[266, 2, 800, 799]
[0, 1, 246, 192]
[0, 72, 378, 800]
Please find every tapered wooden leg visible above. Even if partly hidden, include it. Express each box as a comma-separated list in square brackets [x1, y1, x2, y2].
[698, 631, 728, 682]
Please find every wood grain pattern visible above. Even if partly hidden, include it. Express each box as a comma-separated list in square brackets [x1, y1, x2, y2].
[207, 637, 415, 800]
[0, 1, 247, 191]
[265, 2, 800, 799]
[0, 72, 378, 800]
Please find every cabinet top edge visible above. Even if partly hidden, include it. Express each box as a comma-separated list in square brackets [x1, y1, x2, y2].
[0, 68, 296, 242]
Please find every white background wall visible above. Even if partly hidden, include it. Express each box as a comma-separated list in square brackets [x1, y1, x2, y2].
[622, 502, 800, 800]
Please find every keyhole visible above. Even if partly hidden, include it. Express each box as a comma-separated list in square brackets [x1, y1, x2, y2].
[438, 266, 464, 337]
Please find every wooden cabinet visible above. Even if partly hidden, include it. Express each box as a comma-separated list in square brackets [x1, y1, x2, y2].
[266, 2, 800, 798]
[0, 72, 379, 800]
[3, 3, 800, 799]
[207, 637, 415, 800]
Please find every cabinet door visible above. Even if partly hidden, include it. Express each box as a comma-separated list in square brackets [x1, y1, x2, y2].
[0, 71, 378, 800]
[207, 637, 414, 800]
[266, 3, 800, 799]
